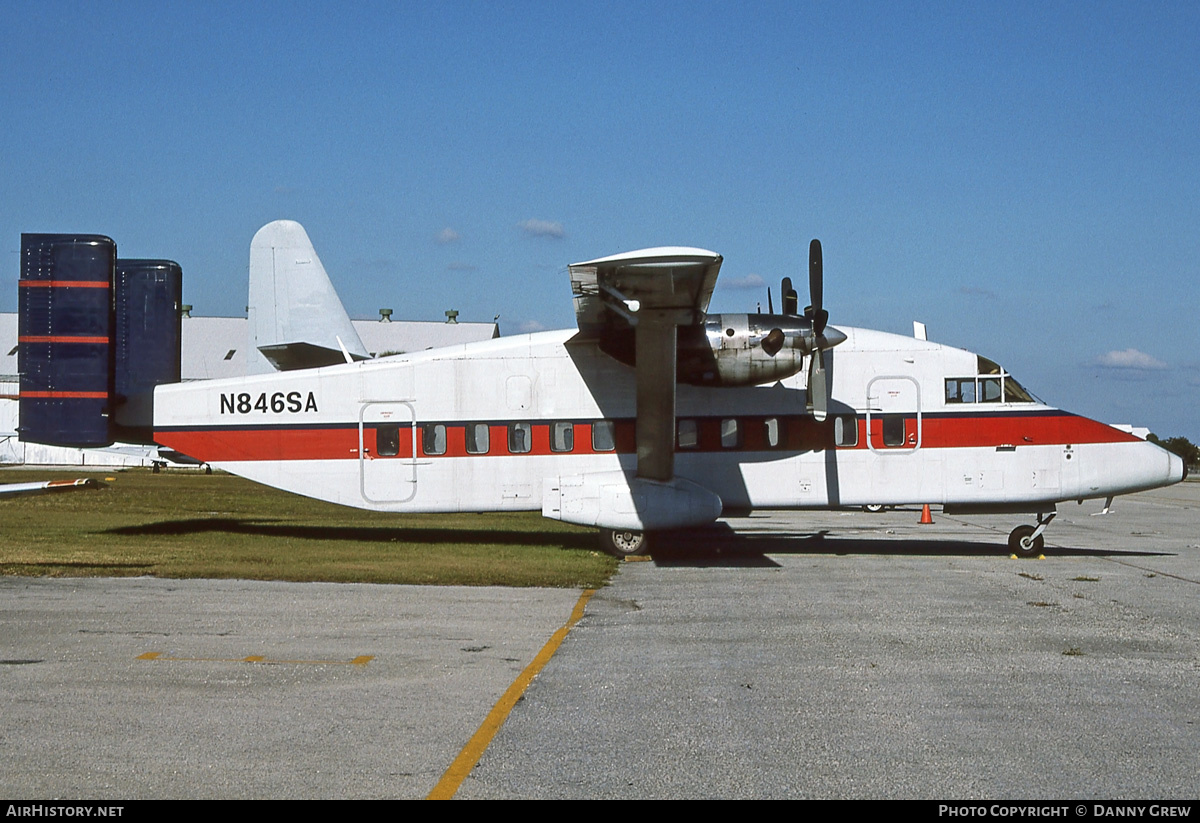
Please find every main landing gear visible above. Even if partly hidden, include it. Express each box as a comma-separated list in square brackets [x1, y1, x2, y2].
[599, 528, 649, 558]
[1008, 512, 1057, 558]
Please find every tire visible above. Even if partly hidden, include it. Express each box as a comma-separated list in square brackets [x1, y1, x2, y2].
[1008, 525, 1044, 557]
[863, 504, 885, 513]
[600, 529, 648, 558]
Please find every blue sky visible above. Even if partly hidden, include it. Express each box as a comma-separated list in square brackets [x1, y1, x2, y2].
[2, 1, 1196, 439]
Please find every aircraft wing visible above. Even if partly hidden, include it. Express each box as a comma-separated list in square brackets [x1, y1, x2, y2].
[568, 247, 723, 483]
[568, 247, 722, 339]
[0, 478, 101, 497]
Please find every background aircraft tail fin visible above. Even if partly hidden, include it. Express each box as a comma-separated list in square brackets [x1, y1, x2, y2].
[247, 220, 369, 373]
[18, 234, 182, 447]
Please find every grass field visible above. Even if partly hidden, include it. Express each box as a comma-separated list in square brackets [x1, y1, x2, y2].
[0, 468, 616, 588]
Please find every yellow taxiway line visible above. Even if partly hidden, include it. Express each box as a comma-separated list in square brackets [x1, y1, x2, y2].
[427, 587, 597, 800]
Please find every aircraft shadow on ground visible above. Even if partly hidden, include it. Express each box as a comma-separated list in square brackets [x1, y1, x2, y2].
[647, 523, 1170, 568]
[103, 518, 598, 550]
[3, 561, 154, 572]
[101, 518, 1171, 565]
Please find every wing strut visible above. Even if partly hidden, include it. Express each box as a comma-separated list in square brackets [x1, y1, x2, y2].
[635, 313, 678, 482]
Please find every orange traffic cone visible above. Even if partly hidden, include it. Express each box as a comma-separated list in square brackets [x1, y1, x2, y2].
[919, 504, 933, 524]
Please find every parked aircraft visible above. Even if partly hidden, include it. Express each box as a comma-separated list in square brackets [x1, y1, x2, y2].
[19, 223, 1186, 556]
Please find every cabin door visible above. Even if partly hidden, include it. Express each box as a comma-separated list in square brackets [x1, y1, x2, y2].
[866, 376, 924, 500]
[359, 401, 418, 504]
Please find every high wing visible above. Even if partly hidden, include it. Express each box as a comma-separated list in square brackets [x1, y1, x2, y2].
[569, 247, 722, 483]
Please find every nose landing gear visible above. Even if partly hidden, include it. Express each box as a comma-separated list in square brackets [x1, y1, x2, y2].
[1009, 512, 1057, 557]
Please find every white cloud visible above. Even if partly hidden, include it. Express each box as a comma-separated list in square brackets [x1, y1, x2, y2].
[437, 227, 460, 244]
[1095, 349, 1168, 370]
[719, 273, 766, 290]
[519, 219, 565, 239]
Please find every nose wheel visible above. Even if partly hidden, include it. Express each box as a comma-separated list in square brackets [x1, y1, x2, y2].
[1008, 512, 1056, 557]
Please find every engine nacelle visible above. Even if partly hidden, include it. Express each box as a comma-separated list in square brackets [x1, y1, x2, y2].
[596, 312, 846, 389]
[542, 471, 723, 532]
[678, 313, 814, 387]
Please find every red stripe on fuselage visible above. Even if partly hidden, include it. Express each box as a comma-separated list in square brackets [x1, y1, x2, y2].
[155, 421, 635, 463]
[918, 413, 1136, 448]
[155, 411, 1139, 464]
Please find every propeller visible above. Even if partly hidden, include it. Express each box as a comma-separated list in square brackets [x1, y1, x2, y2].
[805, 239, 831, 421]
[761, 275, 798, 359]
[781, 277, 799, 316]
[759, 240, 842, 409]
[805, 239, 828, 335]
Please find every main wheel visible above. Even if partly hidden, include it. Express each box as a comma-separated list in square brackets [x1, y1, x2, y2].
[600, 529, 648, 558]
[1008, 525, 1044, 557]
[863, 504, 885, 513]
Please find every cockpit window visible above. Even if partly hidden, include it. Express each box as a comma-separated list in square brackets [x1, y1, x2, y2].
[1003, 375, 1035, 403]
[977, 355, 1002, 375]
[980, 377, 1002, 403]
[946, 357, 1037, 404]
[945, 378, 976, 404]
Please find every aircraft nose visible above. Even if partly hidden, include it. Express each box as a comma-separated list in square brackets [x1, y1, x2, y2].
[1167, 450, 1186, 484]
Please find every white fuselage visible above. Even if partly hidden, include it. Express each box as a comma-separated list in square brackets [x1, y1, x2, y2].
[153, 326, 1184, 523]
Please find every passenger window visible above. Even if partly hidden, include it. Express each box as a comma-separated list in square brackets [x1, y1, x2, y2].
[834, 415, 858, 447]
[508, 422, 531, 454]
[377, 425, 400, 457]
[466, 423, 489, 454]
[720, 418, 740, 448]
[591, 420, 615, 452]
[551, 422, 574, 452]
[882, 415, 905, 447]
[422, 423, 446, 456]
[677, 419, 698, 449]
[945, 378, 976, 404]
[764, 417, 782, 448]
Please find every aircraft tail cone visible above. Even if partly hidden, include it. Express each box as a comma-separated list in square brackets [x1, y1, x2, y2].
[919, 504, 933, 524]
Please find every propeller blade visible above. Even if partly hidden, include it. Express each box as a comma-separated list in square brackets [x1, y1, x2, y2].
[762, 328, 785, 357]
[767, 286, 774, 315]
[808, 239, 822, 314]
[807, 349, 828, 422]
[781, 277, 798, 315]
[808, 239, 827, 335]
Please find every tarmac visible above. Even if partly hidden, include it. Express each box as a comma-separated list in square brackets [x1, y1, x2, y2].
[2, 482, 1197, 799]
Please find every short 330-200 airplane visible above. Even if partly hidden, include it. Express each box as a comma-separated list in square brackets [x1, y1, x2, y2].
[18, 222, 1185, 556]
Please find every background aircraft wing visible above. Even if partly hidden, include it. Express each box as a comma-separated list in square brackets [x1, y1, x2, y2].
[0, 478, 101, 497]
[568, 248, 722, 482]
